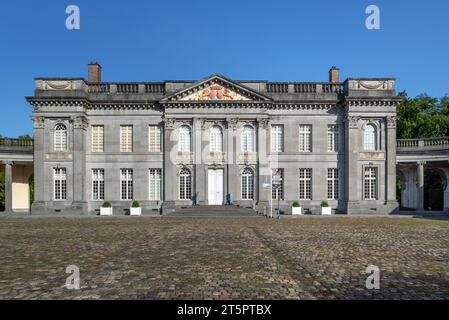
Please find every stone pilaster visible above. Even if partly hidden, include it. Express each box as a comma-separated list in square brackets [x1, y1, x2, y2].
[4, 161, 13, 214]
[385, 116, 399, 211]
[257, 118, 270, 212]
[162, 118, 176, 213]
[417, 161, 425, 211]
[344, 116, 361, 213]
[31, 116, 46, 214]
[72, 116, 88, 214]
[226, 118, 238, 204]
[193, 118, 206, 205]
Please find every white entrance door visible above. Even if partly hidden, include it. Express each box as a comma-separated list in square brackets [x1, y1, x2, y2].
[208, 169, 224, 205]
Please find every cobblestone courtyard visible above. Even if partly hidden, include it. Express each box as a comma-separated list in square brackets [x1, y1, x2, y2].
[0, 216, 448, 300]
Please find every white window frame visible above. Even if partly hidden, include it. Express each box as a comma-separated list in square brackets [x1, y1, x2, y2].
[91, 125, 104, 153]
[299, 125, 312, 152]
[327, 125, 339, 152]
[53, 168, 67, 201]
[149, 169, 162, 201]
[298, 168, 312, 200]
[179, 168, 192, 200]
[209, 126, 223, 153]
[327, 168, 339, 200]
[120, 169, 133, 201]
[92, 169, 105, 201]
[148, 125, 161, 152]
[120, 125, 133, 153]
[178, 126, 192, 153]
[271, 125, 284, 153]
[241, 168, 254, 200]
[241, 125, 255, 152]
[272, 169, 284, 200]
[364, 167, 378, 200]
[54, 124, 67, 152]
[364, 124, 378, 151]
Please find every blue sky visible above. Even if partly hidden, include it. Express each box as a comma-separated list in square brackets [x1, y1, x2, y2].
[0, 0, 448, 137]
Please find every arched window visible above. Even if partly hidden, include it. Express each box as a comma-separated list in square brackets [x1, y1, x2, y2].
[241, 168, 254, 200]
[209, 126, 223, 152]
[241, 125, 254, 152]
[178, 126, 191, 152]
[364, 124, 377, 151]
[179, 168, 192, 200]
[54, 124, 67, 151]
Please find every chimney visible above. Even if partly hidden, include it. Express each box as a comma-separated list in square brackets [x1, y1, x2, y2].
[88, 62, 102, 83]
[329, 66, 340, 83]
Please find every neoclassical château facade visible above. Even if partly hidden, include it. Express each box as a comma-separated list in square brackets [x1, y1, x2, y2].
[26, 64, 402, 215]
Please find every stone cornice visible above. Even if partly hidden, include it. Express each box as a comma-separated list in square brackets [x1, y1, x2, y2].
[343, 98, 402, 107]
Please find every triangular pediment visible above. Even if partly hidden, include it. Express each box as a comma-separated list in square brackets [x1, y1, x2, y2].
[162, 74, 271, 102]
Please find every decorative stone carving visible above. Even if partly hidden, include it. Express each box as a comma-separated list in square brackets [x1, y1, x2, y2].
[164, 118, 176, 130]
[201, 120, 227, 130]
[180, 84, 250, 101]
[226, 118, 239, 130]
[33, 116, 45, 129]
[73, 116, 89, 129]
[43, 80, 74, 90]
[347, 116, 360, 129]
[348, 79, 395, 91]
[257, 118, 270, 129]
[387, 116, 397, 128]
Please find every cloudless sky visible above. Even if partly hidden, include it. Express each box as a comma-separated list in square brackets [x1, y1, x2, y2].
[0, 0, 448, 137]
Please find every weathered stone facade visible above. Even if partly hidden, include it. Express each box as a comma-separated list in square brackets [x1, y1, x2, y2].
[26, 64, 402, 215]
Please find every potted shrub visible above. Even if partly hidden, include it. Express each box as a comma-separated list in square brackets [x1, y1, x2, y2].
[100, 201, 113, 216]
[130, 200, 142, 216]
[292, 201, 302, 216]
[321, 201, 332, 216]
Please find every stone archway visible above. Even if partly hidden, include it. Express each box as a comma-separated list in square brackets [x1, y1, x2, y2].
[396, 169, 407, 209]
[424, 169, 444, 211]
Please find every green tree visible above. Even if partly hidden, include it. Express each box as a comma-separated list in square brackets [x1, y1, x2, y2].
[397, 93, 449, 139]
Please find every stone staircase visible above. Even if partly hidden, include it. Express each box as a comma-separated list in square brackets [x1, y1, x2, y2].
[166, 205, 258, 217]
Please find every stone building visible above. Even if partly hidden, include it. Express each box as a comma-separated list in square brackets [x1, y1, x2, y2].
[25, 64, 403, 215]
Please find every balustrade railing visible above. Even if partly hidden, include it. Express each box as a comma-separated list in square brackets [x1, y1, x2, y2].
[0, 138, 34, 148]
[397, 137, 449, 151]
[266, 83, 289, 93]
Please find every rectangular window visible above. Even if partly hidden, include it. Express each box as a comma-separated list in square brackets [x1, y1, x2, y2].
[149, 169, 162, 201]
[271, 125, 284, 152]
[272, 169, 284, 200]
[92, 125, 104, 153]
[298, 169, 312, 200]
[148, 125, 161, 152]
[120, 125, 133, 152]
[327, 168, 339, 200]
[54, 168, 67, 200]
[327, 125, 339, 152]
[120, 169, 133, 200]
[299, 125, 312, 152]
[92, 169, 105, 201]
[364, 167, 378, 200]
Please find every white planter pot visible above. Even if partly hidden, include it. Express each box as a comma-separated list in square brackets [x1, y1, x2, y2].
[292, 207, 302, 216]
[100, 207, 113, 216]
[321, 207, 332, 216]
[130, 207, 142, 216]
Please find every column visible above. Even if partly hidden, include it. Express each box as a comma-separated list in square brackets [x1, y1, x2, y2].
[257, 118, 270, 212]
[31, 116, 46, 214]
[226, 118, 238, 205]
[162, 118, 176, 213]
[193, 118, 206, 205]
[416, 161, 425, 211]
[4, 161, 13, 213]
[344, 116, 361, 214]
[72, 116, 88, 214]
[386, 116, 398, 210]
